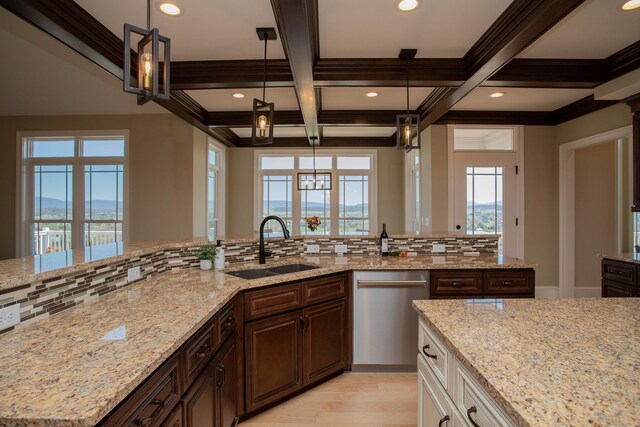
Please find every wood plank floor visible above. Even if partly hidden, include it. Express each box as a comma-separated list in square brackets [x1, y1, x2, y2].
[239, 372, 417, 427]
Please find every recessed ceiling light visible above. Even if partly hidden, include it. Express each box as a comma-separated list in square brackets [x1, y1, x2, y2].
[159, 2, 182, 16]
[489, 92, 505, 98]
[395, 0, 420, 12]
[366, 92, 379, 98]
[232, 93, 245, 99]
[618, 0, 640, 11]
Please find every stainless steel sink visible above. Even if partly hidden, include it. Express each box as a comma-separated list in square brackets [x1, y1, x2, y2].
[226, 263, 318, 280]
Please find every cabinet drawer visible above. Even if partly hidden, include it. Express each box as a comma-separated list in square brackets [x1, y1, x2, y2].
[418, 319, 449, 389]
[602, 259, 637, 285]
[483, 271, 534, 296]
[103, 353, 182, 427]
[216, 300, 237, 344]
[181, 318, 216, 390]
[431, 271, 482, 296]
[244, 283, 304, 321]
[602, 280, 639, 297]
[303, 274, 346, 305]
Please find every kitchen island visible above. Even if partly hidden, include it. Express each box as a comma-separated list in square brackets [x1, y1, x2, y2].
[413, 298, 640, 426]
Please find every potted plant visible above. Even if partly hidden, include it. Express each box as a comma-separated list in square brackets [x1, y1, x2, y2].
[195, 242, 217, 270]
[305, 216, 322, 232]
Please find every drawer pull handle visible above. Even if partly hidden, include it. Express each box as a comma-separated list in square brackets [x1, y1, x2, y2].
[223, 316, 235, 328]
[438, 414, 450, 427]
[467, 406, 481, 427]
[502, 281, 515, 287]
[422, 344, 437, 360]
[136, 398, 165, 426]
[195, 344, 211, 360]
[451, 282, 465, 287]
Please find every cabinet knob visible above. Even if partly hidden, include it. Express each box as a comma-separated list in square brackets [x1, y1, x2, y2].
[466, 406, 481, 427]
[422, 344, 437, 360]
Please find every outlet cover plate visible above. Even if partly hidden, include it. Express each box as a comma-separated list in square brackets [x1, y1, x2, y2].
[306, 244, 320, 254]
[334, 244, 348, 254]
[127, 266, 141, 283]
[0, 304, 20, 331]
[432, 244, 446, 253]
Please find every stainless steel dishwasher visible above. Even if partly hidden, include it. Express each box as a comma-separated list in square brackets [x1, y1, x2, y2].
[353, 270, 429, 371]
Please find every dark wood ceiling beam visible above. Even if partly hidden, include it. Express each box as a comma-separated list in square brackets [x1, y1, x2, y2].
[604, 40, 640, 81]
[271, 0, 319, 142]
[0, 0, 237, 146]
[419, 0, 587, 129]
[435, 110, 553, 125]
[208, 110, 304, 127]
[170, 60, 294, 89]
[207, 110, 403, 127]
[485, 58, 602, 88]
[551, 95, 618, 125]
[235, 136, 393, 148]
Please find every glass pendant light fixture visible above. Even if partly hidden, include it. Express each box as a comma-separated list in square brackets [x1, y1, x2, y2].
[396, 49, 420, 152]
[298, 136, 332, 190]
[252, 28, 277, 145]
[124, 0, 171, 105]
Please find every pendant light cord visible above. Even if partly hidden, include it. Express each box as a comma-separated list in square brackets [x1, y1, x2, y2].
[262, 37, 268, 101]
[405, 58, 410, 114]
[146, 0, 150, 31]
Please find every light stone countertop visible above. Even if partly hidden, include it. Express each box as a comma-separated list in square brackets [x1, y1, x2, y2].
[0, 254, 535, 427]
[413, 298, 640, 427]
[601, 253, 640, 265]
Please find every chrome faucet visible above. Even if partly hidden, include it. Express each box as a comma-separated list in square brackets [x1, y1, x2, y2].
[259, 215, 291, 264]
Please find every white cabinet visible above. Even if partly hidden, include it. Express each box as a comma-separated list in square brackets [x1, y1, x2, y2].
[418, 319, 515, 427]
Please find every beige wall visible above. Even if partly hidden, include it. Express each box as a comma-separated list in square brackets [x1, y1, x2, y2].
[224, 147, 405, 238]
[0, 114, 198, 260]
[555, 103, 633, 145]
[574, 142, 617, 288]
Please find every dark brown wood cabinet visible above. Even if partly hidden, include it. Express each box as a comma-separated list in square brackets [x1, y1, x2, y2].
[183, 359, 216, 427]
[216, 334, 238, 427]
[602, 258, 640, 297]
[162, 404, 183, 427]
[430, 269, 535, 299]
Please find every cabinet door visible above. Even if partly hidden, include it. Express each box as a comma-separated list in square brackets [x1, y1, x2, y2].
[216, 335, 238, 427]
[183, 362, 216, 427]
[602, 280, 639, 297]
[245, 310, 303, 412]
[303, 298, 348, 384]
[161, 404, 182, 427]
[418, 355, 453, 427]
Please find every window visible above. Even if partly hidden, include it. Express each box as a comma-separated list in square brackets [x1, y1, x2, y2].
[206, 142, 225, 241]
[18, 132, 128, 256]
[406, 150, 420, 234]
[256, 151, 376, 236]
[453, 128, 515, 151]
[466, 167, 503, 235]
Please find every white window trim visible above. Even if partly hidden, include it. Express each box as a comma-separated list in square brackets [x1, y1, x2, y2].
[206, 138, 226, 240]
[253, 149, 378, 236]
[405, 150, 420, 234]
[446, 124, 524, 259]
[16, 130, 130, 257]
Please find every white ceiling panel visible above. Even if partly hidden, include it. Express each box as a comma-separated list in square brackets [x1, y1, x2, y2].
[322, 127, 396, 137]
[231, 127, 307, 138]
[519, 0, 640, 59]
[319, 0, 513, 58]
[451, 87, 593, 111]
[75, 0, 286, 60]
[186, 88, 300, 111]
[0, 8, 165, 116]
[321, 87, 434, 110]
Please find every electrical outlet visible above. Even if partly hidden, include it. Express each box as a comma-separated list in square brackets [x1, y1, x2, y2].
[127, 266, 141, 283]
[334, 244, 348, 254]
[0, 304, 20, 331]
[432, 244, 446, 253]
[306, 244, 320, 254]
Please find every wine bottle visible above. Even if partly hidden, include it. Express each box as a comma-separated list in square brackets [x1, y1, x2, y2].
[380, 223, 389, 256]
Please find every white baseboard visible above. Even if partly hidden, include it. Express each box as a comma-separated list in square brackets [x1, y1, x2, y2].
[574, 287, 601, 298]
[535, 286, 560, 299]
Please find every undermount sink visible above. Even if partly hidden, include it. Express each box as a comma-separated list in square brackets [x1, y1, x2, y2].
[227, 263, 319, 280]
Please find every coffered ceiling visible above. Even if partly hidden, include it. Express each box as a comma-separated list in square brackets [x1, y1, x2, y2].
[1, 0, 638, 147]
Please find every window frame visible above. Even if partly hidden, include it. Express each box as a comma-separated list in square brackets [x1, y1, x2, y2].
[206, 138, 226, 241]
[16, 130, 130, 257]
[254, 149, 378, 236]
[405, 150, 421, 234]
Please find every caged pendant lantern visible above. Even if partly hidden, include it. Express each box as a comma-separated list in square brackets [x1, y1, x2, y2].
[396, 49, 420, 152]
[252, 28, 277, 145]
[297, 136, 332, 190]
[123, 0, 171, 105]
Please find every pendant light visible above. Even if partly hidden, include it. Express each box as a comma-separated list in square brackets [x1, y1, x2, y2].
[298, 136, 332, 190]
[123, 0, 171, 105]
[252, 28, 277, 145]
[396, 49, 420, 152]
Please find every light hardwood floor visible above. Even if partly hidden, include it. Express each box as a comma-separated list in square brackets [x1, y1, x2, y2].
[239, 372, 417, 427]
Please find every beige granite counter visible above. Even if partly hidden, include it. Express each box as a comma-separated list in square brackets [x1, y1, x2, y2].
[601, 253, 640, 265]
[0, 254, 535, 426]
[413, 298, 640, 427]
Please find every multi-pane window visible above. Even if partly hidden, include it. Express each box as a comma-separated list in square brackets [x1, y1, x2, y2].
[466, 167, 503, 235]
[406, 150, 420, 234]
[257, 152, 375, 236]
[207, 146, 219, 240]
[20, 134, 127, 256]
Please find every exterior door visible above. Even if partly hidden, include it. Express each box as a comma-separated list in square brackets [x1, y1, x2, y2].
[453, 152, 518, 258]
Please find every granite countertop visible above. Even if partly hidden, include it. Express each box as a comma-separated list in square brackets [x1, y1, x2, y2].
[0, 254, 536, 426]
[601, 253, 640, 265]
[412, 298, 640, 427]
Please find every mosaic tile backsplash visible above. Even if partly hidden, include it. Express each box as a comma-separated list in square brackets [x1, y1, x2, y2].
[0, 235, 498, 333]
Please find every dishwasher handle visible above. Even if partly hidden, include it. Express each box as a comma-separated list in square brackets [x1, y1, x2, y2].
[357, 280, 427, 287]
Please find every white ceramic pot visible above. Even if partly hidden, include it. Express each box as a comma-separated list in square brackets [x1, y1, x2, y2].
[200, 259, 213, 270]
